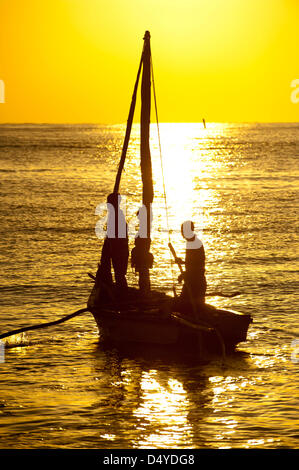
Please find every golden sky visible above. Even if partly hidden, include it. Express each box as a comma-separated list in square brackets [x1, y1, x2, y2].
[0, 0, 298, 123]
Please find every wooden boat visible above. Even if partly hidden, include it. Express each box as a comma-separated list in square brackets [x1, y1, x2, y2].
[88, 31, 252, 357]
[89, 285, 251, 357]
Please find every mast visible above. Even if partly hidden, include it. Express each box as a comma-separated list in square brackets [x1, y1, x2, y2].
[138, 30, 154, 293]
[113, 31, 153, 210]
[109, 31, 154, 294]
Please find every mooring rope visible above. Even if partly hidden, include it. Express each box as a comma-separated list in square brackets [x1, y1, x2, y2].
[0, 308, 90, 341]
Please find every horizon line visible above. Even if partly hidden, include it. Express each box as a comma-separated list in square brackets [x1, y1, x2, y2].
[0, 121, 298, 125]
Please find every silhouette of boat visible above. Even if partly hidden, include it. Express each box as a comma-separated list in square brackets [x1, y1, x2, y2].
[88, 31, 252, 357]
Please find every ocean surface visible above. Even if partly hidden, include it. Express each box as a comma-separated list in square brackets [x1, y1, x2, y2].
[0, 122, 298, 449]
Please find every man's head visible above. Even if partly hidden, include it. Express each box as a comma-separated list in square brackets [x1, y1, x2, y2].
[181, 220, 195, 241]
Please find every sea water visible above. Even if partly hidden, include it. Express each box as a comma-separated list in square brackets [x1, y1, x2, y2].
[0, 123, 298, 448]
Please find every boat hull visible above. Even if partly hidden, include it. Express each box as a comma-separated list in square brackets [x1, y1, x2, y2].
[89, 287, 252, 356]
[93, 307, 179, 345]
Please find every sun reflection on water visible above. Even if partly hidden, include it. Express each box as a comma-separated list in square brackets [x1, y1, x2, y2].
[150, 123, 216, 237]
[132, 369, 193, 448]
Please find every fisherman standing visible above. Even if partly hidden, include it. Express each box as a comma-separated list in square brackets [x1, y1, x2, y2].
[176, 220, 207, 306]
[96, 193, 129, 298]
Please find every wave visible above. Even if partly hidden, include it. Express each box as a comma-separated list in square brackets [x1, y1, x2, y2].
[0, 168, 60, 173]
[0, 143, 99, 149]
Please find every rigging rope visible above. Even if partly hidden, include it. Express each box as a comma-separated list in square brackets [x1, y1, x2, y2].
[150, 56, 177, 296]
